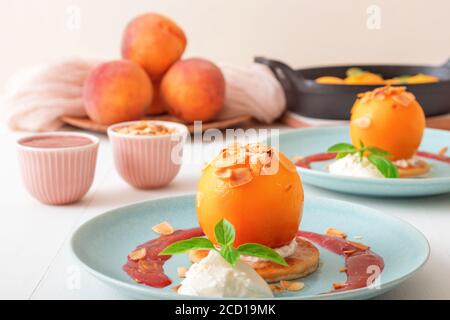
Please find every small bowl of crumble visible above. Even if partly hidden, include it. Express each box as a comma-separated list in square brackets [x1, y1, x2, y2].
[107, 121, 189, 189]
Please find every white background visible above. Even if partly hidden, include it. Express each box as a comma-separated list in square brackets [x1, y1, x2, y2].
[0, 0, 450, 87]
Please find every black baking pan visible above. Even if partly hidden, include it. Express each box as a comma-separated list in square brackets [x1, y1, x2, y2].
[255, 57, 450, 120]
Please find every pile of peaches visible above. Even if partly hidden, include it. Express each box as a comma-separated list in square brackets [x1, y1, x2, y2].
[84, 13, 225, 125]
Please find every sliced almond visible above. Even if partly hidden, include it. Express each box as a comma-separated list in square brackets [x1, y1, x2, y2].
[326, 227, 347, 239]
[152, 221, 174, 235]
[351, 116, 371, 129]
[339, 266, 348, 273]
[128, 247, 146, 260]
[214, 155, 236, 168]
[138, 259, 158, 272]
[171, 284, 181, 293]
[247, 143, 270, 154]
[280, 280, 305, 291]
[348, 241, 370, 250]
[229, 167, 253, 187]
[269, 284, 284, 293]
[177, 266, 188, 278]
[332, 283, 346, 290]
[343, 249, 356, 256]
[214, 168, 232, 179]
[249, 161, 262, 176]
[392, 93, 412, 107]
[438, 147, 448, 156]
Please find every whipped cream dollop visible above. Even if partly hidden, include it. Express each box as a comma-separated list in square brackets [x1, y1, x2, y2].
[178, 250, 273, 298]
[328, 154, 384, 178]
[240, 238, 298, 263]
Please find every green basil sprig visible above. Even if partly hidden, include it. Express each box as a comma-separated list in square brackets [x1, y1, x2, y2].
[159, 219, 288, 267]
[327, 141, 399, 178]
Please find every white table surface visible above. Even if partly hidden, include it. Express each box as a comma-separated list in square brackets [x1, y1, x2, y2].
[1, 123, 449, 300]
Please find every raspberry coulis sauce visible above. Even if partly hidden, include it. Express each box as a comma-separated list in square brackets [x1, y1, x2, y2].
[123, 228, 204, 288]
[20, 135, 93, 148]
[295, 150, 450, 169]
[298, 231, 384, 292]
[124, 227, 384, 293]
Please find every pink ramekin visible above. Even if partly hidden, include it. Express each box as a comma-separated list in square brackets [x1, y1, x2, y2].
[16, 132, 99, 205]
[107, 121, 188, 189]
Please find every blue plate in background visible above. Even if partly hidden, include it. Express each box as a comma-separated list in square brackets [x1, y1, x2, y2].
[269, 127, 450, 197]
[71, 194, 429, 300]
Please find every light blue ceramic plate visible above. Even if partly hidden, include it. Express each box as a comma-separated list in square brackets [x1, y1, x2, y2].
[268, 127, 450, 197]
[71, 194, 429, 300]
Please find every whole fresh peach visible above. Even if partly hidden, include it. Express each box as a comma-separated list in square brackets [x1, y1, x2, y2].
[83, 60, 153, 125]
[161, 58, 225, 122]
[121, 13, 187, 80]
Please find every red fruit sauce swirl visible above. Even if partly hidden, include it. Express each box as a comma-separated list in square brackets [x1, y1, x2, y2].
[295, 150, 450, 169]
[298, 231, 384, 292]
[124, 227, 384, 293]
[123, 228, 204, 288]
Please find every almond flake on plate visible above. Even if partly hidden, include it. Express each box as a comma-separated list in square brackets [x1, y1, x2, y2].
[269, 284, 284, 293]
[438, 147, 448, 156]
[348, 240, 370, 250]
[128, 247, 146, 260]
[326, 227, 347, 239]
[177, 267, 188, 278]
[152, 221, 174, 235]
[280, 280, 305, 292]
[333, 283, 346, 290]
[171, 284, 181, 293]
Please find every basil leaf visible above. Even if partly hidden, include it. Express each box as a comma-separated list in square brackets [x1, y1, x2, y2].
[237, 243, 288, 266]
[366, 147, 390, 157]
[159, 237, 215, 255]
[346, 67, 364, 77]
[327, 143, 357, 154]
[214, 219, 235, 246]
[220, 246, 240, 266]
[368, 154, 399, 178]
[336, 152, 351, 159]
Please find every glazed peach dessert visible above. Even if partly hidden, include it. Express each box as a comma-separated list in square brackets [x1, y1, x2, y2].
[193, 143, 319, 282]
[349, 86, 429, 177]
[197, 143, 302, 248]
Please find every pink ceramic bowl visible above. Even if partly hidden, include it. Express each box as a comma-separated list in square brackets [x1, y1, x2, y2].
[17, 132, 99, 205]
[107, 121, 188, 189]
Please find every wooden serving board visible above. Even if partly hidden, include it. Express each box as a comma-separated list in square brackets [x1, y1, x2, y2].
[61, 114, 253, 134]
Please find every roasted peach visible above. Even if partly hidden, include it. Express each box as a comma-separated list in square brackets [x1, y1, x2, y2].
[196, 144, 303, 248]
[350, 86, 425, 160]
[315, 76, 345, 85]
